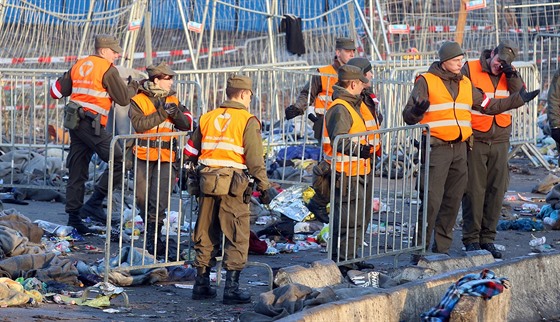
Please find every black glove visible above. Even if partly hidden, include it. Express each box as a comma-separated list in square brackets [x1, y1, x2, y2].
[127, 79, 139, 96]
[285, 105, 303, 120]
[308, 113, 319, 123]
[258, 189, 271, 205]
[411, 97, 430, 116]
[359, 144, 373, 159]
[501, 62, 516, 78]
[551, 128, 560, 142]
[164, 102, 179, 115]
[519, 88, 540, 103]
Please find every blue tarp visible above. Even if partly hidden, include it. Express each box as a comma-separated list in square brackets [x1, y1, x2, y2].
[5, 0, 365, 32]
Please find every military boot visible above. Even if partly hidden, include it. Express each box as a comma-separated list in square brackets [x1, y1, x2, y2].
[80, 189, 107, 223]
[192, 267, 217, 300]
[223, 270, 251, 305]
[145, 223, 165, 257]
[67, 211, 92, 234]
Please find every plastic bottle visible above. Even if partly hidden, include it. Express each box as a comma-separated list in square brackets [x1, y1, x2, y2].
[34, 220, 76, 237]
[529, 236, 546, 247]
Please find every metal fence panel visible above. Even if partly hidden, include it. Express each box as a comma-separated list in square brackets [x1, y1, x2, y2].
[327, 124, 429, 267]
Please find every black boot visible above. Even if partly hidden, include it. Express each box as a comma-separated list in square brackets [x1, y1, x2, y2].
[80, 189, 107, 223]
[67, 211, 92, 234]
[223, 270, 251, 305]
[192, 267, 217, 300]
[145, 223, 165, 256]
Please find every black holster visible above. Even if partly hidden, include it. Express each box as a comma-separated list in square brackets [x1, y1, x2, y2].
[243, 178, 255, 204]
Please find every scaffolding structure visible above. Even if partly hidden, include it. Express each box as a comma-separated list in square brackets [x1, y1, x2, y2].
[0, 1, 558, 69]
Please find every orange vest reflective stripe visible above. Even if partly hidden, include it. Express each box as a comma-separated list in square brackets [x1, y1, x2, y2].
[198, 107, 256, 169]
[131, 94, 179, 162]
[314, 65, 337, 115]
[421, 73, 473, 142]
[467, 60, 512, 132]
[323, 101, 380, 156]
[69, 56, 112, 126]
[324, 99, 371, 176]
[360, 104, 381, 152]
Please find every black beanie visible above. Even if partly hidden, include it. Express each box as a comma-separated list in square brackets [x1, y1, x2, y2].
[438, 41, 464, 62]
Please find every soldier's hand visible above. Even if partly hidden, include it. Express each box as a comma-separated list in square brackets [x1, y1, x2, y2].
[258, 189, 271, 205]
[359, 144, 373, 159]
[501, 62, 516, 78]
[307, 113, 319, 123]
[411, 96, 430, 116]
[127, 78, 139, 95]
[164, 103, 179, 115]
[519, 88, 540, 103]
[285, 105, 303, 120]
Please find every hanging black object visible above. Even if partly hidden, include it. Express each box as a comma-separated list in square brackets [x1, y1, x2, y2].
[282, 14, 306, 56]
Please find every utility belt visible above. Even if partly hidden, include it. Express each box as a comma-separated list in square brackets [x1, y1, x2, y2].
[78, 109, 103, 136]
[136, 139, 172, 150]
[61, 103, 103, 136]
[427, 136, 463, 146]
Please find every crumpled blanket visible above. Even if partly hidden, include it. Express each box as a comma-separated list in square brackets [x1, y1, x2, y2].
[421, 269, 510, 321]
[0, 150, 64, 187]
[0, 252, 80, 286]
[239, 283, 338, 321]
[76, 246, 168, 286]
[0, 277, 43, 306]
[0, 225, 44, 257]
[0, 211, 43, 243]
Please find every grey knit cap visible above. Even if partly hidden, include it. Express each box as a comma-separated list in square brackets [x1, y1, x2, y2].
[438, 41, 465, 62]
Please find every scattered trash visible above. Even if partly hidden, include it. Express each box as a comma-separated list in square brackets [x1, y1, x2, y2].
[103, 308, 121, 313]
[34, 220, 77, 238]
[174, 284, 193, 289]
[347, 270, 380, 288]
[529, 235, 546, 247]
[247, 281, 269, 286]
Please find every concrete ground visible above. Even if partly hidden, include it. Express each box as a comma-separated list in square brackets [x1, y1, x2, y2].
[1, 154, 559, 321]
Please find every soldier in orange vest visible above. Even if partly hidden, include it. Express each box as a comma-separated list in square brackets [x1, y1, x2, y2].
[184, 75, 271, 305]
[50, 35, 138, 234]
[307, 57, 383, 225]
[461, 40, 524, 259]
[285, 37, 356, 141]
[324, 65, 375, 274]
[403, 41, 539, 261]
[129, 62, 192, 256]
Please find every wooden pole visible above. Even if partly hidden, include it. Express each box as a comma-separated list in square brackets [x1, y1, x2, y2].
[455, 0, 468, 45]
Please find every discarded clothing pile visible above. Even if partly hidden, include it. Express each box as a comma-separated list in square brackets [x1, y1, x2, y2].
[421, 269, 509, 321]
[496, 218, 544, 231]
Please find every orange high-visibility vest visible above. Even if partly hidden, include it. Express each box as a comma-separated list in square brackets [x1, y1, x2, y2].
[69, 56, 112, 126]
[421, 73, 473, 142]
[198, 107, 257, 169]
[323, 102, 380, 157]
[324, 99, 371, 176]
[313, 65, 337, 115]
[132, 94, 179, 162]
[467, 60, 512, 132]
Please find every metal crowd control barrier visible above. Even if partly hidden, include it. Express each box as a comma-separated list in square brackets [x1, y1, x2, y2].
[372, 62, 548, 169]
[104, 132, 192, 278]
[0, 69, 67, 191]
[0, 68, 205, 192]
[327, 124, 429, 268]
[507, 61, 549, 169]
[175, 65, 336, 187]
[103, 131, 273, 289]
